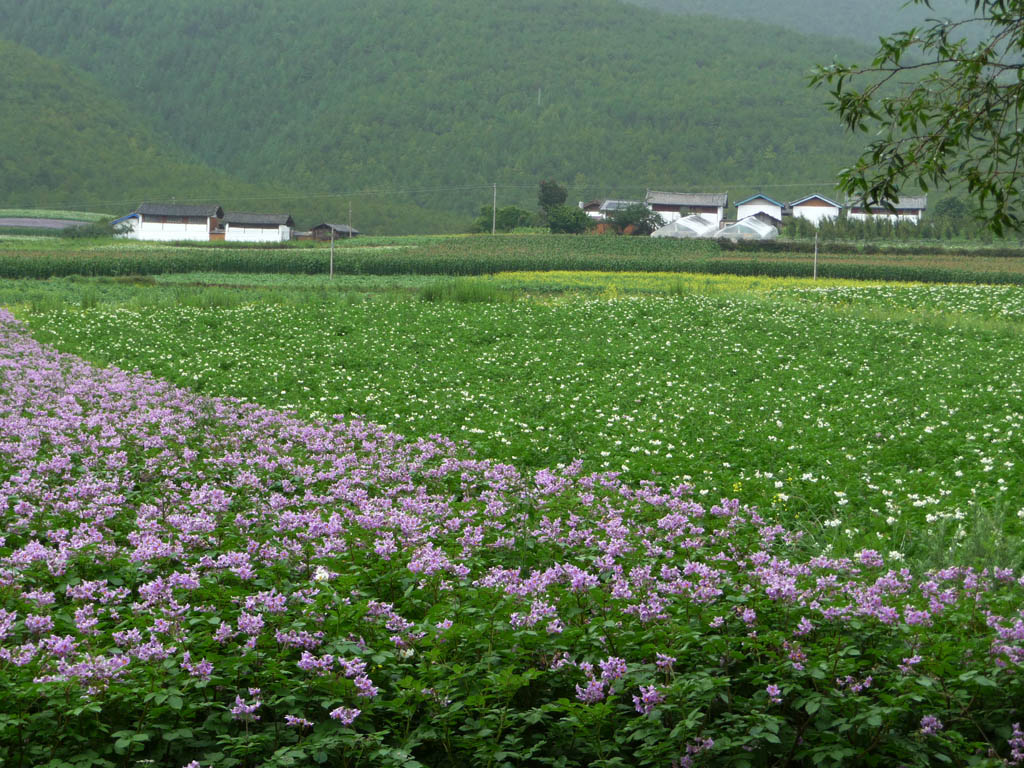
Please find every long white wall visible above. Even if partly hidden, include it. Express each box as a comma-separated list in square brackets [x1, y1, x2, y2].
[791, 205, 840, 226]
[124, 219, 211, 242]
[737, 202, 781, 221]
[224, 225, 291, 242]
[847, 211, 922, 224]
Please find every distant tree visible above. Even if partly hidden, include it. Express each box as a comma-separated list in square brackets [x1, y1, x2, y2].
[811, 0, 1024, 234]
[547, 204, 590, 234]
[471, 205, 533, 233]
[608, 203, 664, 235]
[538, 180, 568, 221]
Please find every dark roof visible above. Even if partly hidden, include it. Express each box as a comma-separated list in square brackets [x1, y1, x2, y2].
[645, 191, 729, 208]
[789, 194, 842, 208]
[735, 193, 784, 208]
[847, 195, 928, 212]
[313, 222, 360, 235]
[223, 212, 295, 227]
[136, 202, 223, 218]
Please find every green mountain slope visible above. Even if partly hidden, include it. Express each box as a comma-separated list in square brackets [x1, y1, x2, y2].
[619, 0, 972, 47]
[0, 39, 270, 215]
[0, 40, 470, 232]
[1, 0, 872, 220]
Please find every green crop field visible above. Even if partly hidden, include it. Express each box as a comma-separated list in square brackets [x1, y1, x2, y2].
[5, 232, 1024, 284]
[7, 270, 1023, 570]
[4, 262, 1024, 767]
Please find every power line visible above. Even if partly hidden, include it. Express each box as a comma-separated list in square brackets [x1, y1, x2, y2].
[11, 179, 844, 213]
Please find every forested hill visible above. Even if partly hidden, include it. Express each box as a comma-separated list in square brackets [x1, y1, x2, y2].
[0, 40, 273, 216]
[620, 0, 971, 47]
[1, 0, 872, 226]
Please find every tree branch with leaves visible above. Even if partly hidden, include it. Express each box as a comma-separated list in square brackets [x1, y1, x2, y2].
[811, 0, 1024, 234]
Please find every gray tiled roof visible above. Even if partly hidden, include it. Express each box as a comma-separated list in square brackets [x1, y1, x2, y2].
[313, 223, 360, 235]
[223, 212, 295, 227]
[136, 203, 223, 218]
[645, 191, 729, 208]
[847, 195, 928, 211]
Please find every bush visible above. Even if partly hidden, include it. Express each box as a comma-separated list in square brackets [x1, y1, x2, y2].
[547, 204, 591, 234]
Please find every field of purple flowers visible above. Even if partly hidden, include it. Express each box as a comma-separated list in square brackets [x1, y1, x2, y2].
[2, 304, 1024, 767]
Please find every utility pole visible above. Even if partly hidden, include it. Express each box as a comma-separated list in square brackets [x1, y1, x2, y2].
[330, 226, 334, 280]
[492, 183, 497, 235]
[348, 201, 353, 238]
[813, 231, 818, 280]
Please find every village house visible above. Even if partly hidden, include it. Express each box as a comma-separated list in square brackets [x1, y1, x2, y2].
[113, 203, 224, 242]
[223, 212, 294, 243]
[311, 223, 360, 240]
[788, 194, 843, 226]
[846, 195, 928, 224]
[735, 194, 785, 227]
[579, 200, 645, 220]
[644, 191, 728, 226]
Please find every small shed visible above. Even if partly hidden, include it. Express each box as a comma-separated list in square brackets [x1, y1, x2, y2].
[312, 223, 360, 240]
[223, 212, 295, 243]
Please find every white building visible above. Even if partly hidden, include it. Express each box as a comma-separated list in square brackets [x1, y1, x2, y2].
[113, 203, 223, 241]
[223, 212, 294, 242]
[735, 194, 784, 224]
[846, 195, 927, 224]
[789, 194, 843, 226]
[645, 191, 728, 226]
[579, 200, 645, 220]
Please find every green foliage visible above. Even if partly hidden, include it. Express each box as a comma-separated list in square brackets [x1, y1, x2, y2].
[8, 233, 1024, 285]
[471, 205, 534, 233]
[811, 0, 1024, 235]
[0, 0, 869, 225]
[538, 180, 568, 217]
[622, 0, 970, 46]
[607, 203, 664, 235]
[547, 205, 591, 234]
[12, 272, 1024, 568]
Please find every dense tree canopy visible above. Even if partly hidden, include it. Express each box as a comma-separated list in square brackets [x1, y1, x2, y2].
[0, 0, 868, 226]
[812, 0, 1024, 234]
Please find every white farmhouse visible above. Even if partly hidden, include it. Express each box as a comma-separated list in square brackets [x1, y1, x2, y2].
[846, 195, 927, 224]
[645, 191, 728, 226]
[788, 194, 842, 226]
[223, 212, 294, 242]
[113, 203, 223, 241]
[735, 193, 784, 224]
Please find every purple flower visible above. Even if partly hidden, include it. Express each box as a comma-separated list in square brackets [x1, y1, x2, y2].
[599, 656, 627, 681]
[230, 694, 261, 721]
[766, 684, 782, 704]
[632, 684, 665, 714]
[919, 715, 943, 735]
[329, 706, 360, 725]
[575, 679, 606, 703]
[655, 652, 676, 671]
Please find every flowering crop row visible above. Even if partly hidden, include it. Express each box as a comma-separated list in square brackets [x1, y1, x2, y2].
[22, 281, 1024, 565]
[3, 307, 1024, 766]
